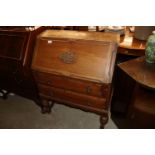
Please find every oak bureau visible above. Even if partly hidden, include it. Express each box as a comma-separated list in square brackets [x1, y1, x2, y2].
[31, 30, 119, 128]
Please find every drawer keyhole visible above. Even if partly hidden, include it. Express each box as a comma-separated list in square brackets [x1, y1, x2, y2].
[47, 81, 52, 85]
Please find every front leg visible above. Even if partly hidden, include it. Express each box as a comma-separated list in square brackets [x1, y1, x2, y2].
[0, 89, 10, 99]
[41, 99, 54, 114]
[100, 113, 109, 129]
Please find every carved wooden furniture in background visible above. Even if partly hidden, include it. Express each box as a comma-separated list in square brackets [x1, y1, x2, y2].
[119, 29, 146, 56]
[51, 26, 100, 32]
[51, 26, 88, 31]
[0, 26, 46, 101]
[118, 57, 155, 128]
[31, 30, 119, 128]
[111, 29, 147, 114]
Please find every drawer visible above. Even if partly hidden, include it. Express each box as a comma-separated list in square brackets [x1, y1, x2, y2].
[33, 71, 108, 97]
[38, 84, 107, 109]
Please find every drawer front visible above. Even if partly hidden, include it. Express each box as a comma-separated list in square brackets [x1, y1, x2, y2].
[38, 84, 107, 109]
[34, 71, 108, 97]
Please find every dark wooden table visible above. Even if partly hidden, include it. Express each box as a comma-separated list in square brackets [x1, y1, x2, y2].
[118, 56, 155, 89]
[118, 57, 155, 127]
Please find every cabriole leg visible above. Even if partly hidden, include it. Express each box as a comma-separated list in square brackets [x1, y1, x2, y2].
[0, 89, 9, 99]
[100, 113, 108, 129]
[41, 99, 54, 114]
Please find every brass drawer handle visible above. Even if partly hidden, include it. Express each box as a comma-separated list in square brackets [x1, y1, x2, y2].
[47, 81, 52, 85]
[86, 86, 92, 94]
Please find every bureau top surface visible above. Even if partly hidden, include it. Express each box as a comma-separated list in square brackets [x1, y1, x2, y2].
[38, 30, 120, 43]
[32, 30, 118, 84]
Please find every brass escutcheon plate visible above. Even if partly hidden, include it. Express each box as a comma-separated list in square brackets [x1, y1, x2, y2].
[59, 51, 77, 64]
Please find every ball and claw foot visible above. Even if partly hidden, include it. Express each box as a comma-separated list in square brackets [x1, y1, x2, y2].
[100, 114, 108, 129]
[41, 106, 51, 114]
[0, 90, 9, 99]
[41, 100, 54, 114]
